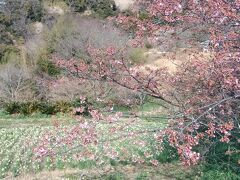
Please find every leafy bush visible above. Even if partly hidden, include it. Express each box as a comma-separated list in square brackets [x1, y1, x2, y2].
[138, 10, 149, 20]
[2, 100, 86, 115]
[38, 101, 57, 115]
[90, 0, 117, 18]
[203, 140, 240, 174]
[72, 98, 92, 116]
[26, 0, 44, 22]
[156, 139, 179, 163]
[64, 0, 87, 12]
[37, 58, 61, 76]
[54, 101, 72, 113]
[3, 102, 21, 114]
[19, 101, 40, 115]
[0, 12, 14, 45]
[200, 168, 240, 180]
[3, 101, 43, 115]
[64, 0, 117, 18]
[0, 45, 19, 64]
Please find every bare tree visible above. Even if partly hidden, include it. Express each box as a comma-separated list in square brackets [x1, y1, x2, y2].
[0, 64, 35, 102]
[2, 0, 43, 38]
[49, 16, 129, 60]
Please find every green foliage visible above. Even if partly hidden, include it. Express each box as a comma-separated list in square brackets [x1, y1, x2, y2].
[19, 101, 40, 115]
[111, 105, 132, 113]
[0, 12, 19, 63]
[3, 100, 72, 115]
[0, 12, 13, 45]
[64, 0, 87, 12]
[203, 140, 240, 174]
[0, 12, 11, 27]
[64, 0, 117, 18]
[121, 9, 134, 17]
[54, 101, 72, 113]
[72, 98, 92, 116]
[201, 169, 240, 180]
[156, 139, 179, 163]
[0, 45, 20, 64]
[105, 172, 126, 180]
[3, 102, 21, 114]
[37, 101, 57, 115]
[138, 11, 149, 20]
[135, 172, 148, 180]
[37, 58, 61, 76]
[91, 0, 117, 18]
[25, 0, 44, 22]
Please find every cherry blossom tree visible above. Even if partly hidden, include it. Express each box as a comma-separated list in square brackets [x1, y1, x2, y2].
[113, 0, 240, 167]
[36, 0, 239, 170]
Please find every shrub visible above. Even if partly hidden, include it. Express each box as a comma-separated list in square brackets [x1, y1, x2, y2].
[26, 0, 44, 22]
[0, 12, 14, 45]
[103, 85, 141, 107]
[0, 45, 19, 64]
[3, 102, 21, 114]
[64, 0, 117, 18]
[72, 98, 92, 116]
[38, 101, 57, 115]
[156, 139, 179, 163]
[90, 0, 117, 18]
[37, 58, 61, 76]
[203, 140, 240, 174]
[54, 101, 72, 113]
[200, 169, 240, 180]
[3, 100, 87, 115]
[138, 10, 149, 20]
[3, 101, 41, 115]
[19, 101, 40, 115]
[64, 0, 87, 13]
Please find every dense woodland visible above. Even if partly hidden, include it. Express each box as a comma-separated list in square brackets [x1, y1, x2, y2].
[0, 0, 239, 179]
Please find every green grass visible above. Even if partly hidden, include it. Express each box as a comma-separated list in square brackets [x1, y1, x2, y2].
[0, 111, 76, 128]
[200, 169, 240, 180]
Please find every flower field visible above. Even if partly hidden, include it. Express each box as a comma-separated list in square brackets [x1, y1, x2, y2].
[0, 126, 49, 178]
[0, 116, 170, 179]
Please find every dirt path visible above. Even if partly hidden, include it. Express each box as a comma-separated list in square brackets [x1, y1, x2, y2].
[144, 48, 213, 73]
[5, 163, 196, 180]
[115, 0, 134, 10]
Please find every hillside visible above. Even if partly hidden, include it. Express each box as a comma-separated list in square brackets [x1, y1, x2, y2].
[0, 0, 239, 179]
